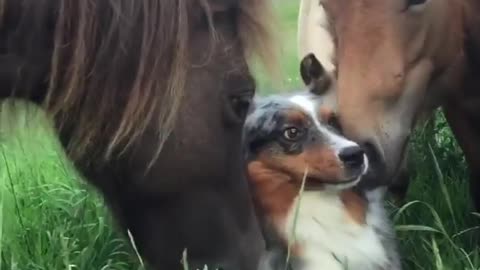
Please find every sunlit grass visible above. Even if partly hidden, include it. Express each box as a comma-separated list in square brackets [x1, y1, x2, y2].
[0, 102, 141, 269]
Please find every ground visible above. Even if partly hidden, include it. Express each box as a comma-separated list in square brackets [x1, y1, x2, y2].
[1, 1, 479, 269]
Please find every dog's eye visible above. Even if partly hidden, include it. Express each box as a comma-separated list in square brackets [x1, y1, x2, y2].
[283, 127, 302, 141]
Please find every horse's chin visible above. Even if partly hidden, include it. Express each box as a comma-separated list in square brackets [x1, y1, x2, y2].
[380, 133, 411, 187]
[357, 141, 389, 190]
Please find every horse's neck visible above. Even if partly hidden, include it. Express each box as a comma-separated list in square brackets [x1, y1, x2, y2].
[456, 0, 480, 116]
[437, 1, 480, 175]
[465, 0, 480, 65]
[432, 0, 480, 111]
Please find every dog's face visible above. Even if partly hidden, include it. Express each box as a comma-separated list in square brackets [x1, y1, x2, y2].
[244, 94, 370, 269]
[245, 94, 368, 191]
[246, 55, 371, 270]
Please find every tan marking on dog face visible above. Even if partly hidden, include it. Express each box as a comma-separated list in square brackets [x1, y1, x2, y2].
[340, 190, 367, 224]
[284, 109, 310, 128]
[247, 160, 299, 232]
[247, 145, 344, 226]
[273, 147, 343, 183]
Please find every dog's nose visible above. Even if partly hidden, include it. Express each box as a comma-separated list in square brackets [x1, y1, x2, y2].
[339, 146, 365, 169]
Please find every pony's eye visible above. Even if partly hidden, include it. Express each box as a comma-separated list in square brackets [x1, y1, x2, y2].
[283, 127, 302, 141]
[406, 0, 427, 8]
[229, 94, 252, 120]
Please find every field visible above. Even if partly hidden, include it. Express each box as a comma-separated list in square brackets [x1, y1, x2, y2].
[1, 1, 479, 269]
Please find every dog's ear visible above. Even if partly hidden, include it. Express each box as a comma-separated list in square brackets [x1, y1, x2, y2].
[299, 53, 330, 95]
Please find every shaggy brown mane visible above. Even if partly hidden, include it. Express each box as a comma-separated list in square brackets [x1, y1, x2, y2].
[0, 0, 276, 165]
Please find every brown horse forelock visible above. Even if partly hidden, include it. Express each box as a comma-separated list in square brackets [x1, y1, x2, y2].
[0, 0, 277, 165]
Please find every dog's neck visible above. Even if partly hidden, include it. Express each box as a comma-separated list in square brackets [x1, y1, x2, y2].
[250, 159, 392, 270]
[283, 189, 389, 270]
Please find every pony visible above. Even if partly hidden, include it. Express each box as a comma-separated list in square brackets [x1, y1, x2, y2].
[297, 0, 480, 208]
[0, 0, 277, 269]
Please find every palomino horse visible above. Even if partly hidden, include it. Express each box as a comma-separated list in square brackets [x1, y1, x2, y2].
[298, 0, 480, 208]
[0, 1, 277, 269]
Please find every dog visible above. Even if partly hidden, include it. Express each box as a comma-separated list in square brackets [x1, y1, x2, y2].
[244, 54, 402, 270]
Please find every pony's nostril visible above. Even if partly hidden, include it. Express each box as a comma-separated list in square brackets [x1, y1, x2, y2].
[339, 146, 365, 169]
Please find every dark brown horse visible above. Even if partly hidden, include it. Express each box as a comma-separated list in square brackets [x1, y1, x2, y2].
[298, 0, 480, 208]
[0, 1, 277, 269]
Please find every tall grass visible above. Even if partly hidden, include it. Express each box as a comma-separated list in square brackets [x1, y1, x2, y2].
[391, 109, 480, 270]
[0, 1, 479, 269]
[0, 101, 142, 269]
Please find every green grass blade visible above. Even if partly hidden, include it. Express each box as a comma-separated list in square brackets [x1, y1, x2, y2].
[431, 237, 443, 270]
[395, 225, 441, 233]
[428, 143, 457, 231]
[285, 166, 308, 270]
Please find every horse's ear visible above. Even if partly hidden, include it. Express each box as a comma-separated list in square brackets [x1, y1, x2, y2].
[300, 53, 330, 95]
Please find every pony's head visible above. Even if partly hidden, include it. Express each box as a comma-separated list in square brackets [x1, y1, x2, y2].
[299, 0, 467, 185]
[0, 0, 277, 269]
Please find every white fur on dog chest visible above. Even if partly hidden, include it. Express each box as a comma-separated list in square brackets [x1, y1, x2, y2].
[284, 191, 390, 270]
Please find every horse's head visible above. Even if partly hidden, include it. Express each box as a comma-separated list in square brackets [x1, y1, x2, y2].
[299, 0, 466, 184]
[101, 1, 276, 269]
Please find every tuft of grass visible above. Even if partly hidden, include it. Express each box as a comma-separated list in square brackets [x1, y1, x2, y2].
[0, 101, 142, 270]
[388, 109, 479, 270]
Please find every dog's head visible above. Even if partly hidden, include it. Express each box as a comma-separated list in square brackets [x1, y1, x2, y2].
[244, 93, 370, 268]
[245, 94, 368, 191]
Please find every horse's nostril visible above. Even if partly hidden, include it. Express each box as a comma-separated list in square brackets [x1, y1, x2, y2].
[339, 146, 365, 169]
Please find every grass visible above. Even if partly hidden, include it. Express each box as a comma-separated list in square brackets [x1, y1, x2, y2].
[1, 1, 479, 269]
[0, 102, 143, 269]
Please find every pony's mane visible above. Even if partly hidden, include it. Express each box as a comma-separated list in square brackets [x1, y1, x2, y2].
[0, 0, 277, 165]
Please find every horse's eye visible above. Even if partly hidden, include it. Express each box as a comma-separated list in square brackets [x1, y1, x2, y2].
[327, 113, 342, 133]
[230, 93, 252, 120]
[283, 127, 302, 141]
[406, 0, 428, 8]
